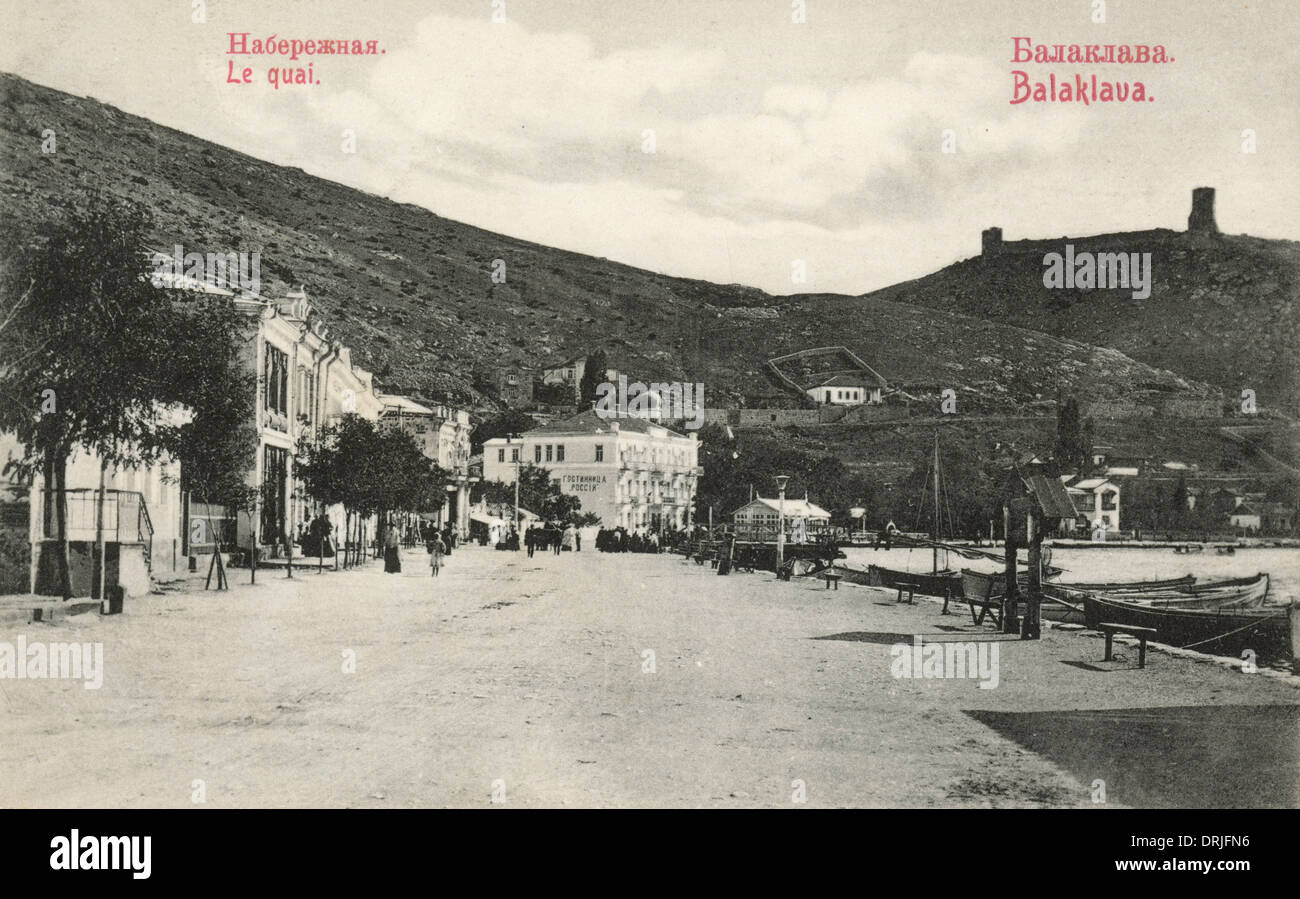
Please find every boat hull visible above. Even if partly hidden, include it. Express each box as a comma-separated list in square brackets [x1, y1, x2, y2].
[1083, 594, 1291, 659]
[867, 565, 960, 597]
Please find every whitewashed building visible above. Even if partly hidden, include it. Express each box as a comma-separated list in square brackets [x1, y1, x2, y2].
[482, 410, 700, 530]
[731, 496, 832, 543]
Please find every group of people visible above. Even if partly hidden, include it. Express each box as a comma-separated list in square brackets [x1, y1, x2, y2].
[524, 522, 580, 556]
[296, 513, 336, 558]
[594, 526, 661, 553]
[381, 518, 460, 575]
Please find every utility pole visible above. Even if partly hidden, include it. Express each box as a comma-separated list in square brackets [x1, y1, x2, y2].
[775, 474, 789, 571]
[509, 433, 521, 536]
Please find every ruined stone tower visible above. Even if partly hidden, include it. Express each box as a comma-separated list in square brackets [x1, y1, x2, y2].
[981, 226, 1003, 256]
[1187, 187, 1218, 234]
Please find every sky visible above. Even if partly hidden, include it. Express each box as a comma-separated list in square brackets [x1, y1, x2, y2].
[1, 0, 1296, 295]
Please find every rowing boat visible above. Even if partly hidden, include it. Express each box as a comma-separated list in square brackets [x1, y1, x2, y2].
[1056, 574, 1195, 592]
[961, 566, 1064, 601]
[1093, 573, 1269, 608]
[1043, 573, 1269, 624]
[1083, 593, 1291, 659]
[1291, 604, 1300, 672]
[867, 565, 961, 597]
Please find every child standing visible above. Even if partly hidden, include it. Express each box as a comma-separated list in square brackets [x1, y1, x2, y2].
[430, 534, 447, 578]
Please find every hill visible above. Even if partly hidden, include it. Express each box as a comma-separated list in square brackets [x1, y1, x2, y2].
[859, 211, 1300, 408]
[0, 72, 1225, 422]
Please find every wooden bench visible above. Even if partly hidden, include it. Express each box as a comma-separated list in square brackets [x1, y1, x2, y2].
[824, 573, 842, 590]
[1099, 622, 1157, 669]
[895, 582, 917, 604]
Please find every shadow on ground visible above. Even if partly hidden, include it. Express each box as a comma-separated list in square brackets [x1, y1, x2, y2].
[965, 704, 1300, 808]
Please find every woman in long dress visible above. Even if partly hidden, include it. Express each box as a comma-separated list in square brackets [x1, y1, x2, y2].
[383, 522, 402, 573]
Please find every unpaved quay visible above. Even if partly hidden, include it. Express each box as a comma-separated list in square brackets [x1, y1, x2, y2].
[2, 546, 1296, 808]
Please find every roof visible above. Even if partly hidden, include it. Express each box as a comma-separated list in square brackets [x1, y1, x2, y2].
[526, 409, 687, 438]
[542, 355, 585, 372]
[734, 497, 832, 519]
[378, 394, 435, 415]
[1071, 477, 1114, 491]
[812, 374, 880, 389]
[1023, 474, 1078, 519]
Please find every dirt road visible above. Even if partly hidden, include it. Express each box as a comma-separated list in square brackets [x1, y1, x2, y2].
[2, 546, 1296, 808]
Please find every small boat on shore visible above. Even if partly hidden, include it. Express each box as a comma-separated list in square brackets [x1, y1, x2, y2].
[961, 566, 1064, 601]
[1057, 574, 1195, 592]
[1043, 573, 1270, 623]
[1291, 604, 1300, 672]
[1096, 573, 1270, 608]
[1173, 544, 1204, 554]
[1083, 593, 1292, 659]
[867, 564, 961, 597]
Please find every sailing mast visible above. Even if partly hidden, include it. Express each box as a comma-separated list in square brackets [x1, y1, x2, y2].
[932, 431, 940, 574]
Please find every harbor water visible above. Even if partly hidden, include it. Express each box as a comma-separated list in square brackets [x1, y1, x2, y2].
[841, 545, 1300, 604]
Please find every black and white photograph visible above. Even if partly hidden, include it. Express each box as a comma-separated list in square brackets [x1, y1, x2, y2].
[0, 0, 1297, 869]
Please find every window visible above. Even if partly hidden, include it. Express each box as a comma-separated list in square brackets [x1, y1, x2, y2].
[497, 449, 505, 463]
[595, 444, 604, 462]
[535, 445, 542, 463]
[511, 448, 519, 463]
[545, 444, 553, 462]
[556, 444, 565, 462]
[264, 345, 288, 415]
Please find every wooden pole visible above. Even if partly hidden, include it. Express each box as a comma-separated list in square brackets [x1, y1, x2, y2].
[1002, 504, 1018, 635]
[1023, 510, 1042, 640]
[94, 460, 108, 604]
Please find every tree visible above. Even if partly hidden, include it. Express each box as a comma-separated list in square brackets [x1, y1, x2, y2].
[472, 464, 583, 523]
[0, 190, 251, 598]
[1053, 396, 1089, 474]
[579, 350, 608, 408]
[297, 415, 451, 565]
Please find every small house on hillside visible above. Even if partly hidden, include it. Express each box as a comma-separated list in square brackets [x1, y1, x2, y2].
[805, 374, 884, 406]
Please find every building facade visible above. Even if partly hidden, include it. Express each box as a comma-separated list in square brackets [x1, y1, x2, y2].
[377, 395, 473, 534]
[805, 374, 883, 406]
[1063, 476, 1121, 533]
[482, 411, 700, 530]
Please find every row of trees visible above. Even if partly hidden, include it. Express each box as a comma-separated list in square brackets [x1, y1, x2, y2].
[295, 416, 452, 564]
[472, 463, 597, 525]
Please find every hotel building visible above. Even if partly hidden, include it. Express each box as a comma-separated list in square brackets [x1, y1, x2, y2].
[481, 410, 701, 530]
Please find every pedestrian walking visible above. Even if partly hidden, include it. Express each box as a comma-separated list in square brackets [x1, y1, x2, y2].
[383, 521, 402, 573]
[561, 523, 577, 553]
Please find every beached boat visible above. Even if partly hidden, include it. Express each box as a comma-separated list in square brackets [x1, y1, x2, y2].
[1291, 604, 1300, 672]
[1097, 573, 1270, 608]
[1057, 574, 1195, 592]
[961, 566, 1064, 601]
[1043, 573, 1269, 624]
[815, 562, 873, 585]
[1173, 544, 1204, 554]
[1083, 593, 1291, 659]
[867, 564, 961, 597]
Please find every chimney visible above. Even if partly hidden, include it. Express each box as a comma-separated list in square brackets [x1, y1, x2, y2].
[1187, 187, 1218, 234]
[981, 227, 1003, 256]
